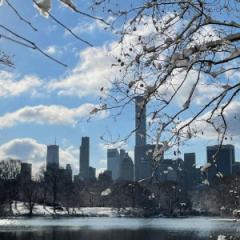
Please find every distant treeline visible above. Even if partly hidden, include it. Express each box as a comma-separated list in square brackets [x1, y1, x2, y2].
[0, 159, 239, 217]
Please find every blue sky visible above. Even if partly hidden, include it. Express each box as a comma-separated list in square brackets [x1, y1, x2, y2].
[0, 0, 239, 176]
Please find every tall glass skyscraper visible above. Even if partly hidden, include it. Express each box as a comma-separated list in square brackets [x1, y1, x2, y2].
[46, 145, 59, 171]
[134, 96, 157, 181]
[107, 148, 120, 180]
[79, 137, 90, 179]
[135, 96, 146, 147]
[207, 144, 235, 182]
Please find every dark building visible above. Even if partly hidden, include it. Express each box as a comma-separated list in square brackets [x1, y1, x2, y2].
[156, 158, 184, 184]
[134, 95, 158, 181]
[233, 162, 240, 175]
[79, 137, 90, 180]
[135, 144, 156, 181]
[98, 170, 112, 183]
[119, 150, 134, 181]
[134, 95, 165, 181]
[65, 164, 73, 183]
[207, 144, 235, 182]
[19, 162, 32, 183]
[107, 148, 120, 180]
[47, 145, 59, 171]
[89, 166, 96, 181]
[183, 153, 197, 189]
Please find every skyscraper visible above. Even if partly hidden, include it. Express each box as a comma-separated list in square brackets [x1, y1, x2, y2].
[79, 137, 90, 179]
[135, 96, 146, 146]
[119, 152, 134, 181]
[207, 144, 235, 182]
[65, 164, 73, 183]
[183, 153, 196, 189]
[135, 144, 156, 181]
[107, 148, 120, 180]
[19, 162, 32, 183]
[89, 166, 96, 181]
[46, 145, 59, 171]
[134, 95, 158, 181]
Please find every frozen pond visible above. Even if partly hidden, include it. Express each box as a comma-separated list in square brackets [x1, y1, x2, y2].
[0, 217, 239, 240]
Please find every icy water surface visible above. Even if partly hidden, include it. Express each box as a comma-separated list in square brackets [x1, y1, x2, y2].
[0, 217, 239, 240]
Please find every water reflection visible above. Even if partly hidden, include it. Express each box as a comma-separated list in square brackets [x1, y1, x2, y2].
[0, 228, 211, 240]
[0, 218, 239, 240]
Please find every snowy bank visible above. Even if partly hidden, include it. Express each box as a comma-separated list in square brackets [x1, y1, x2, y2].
[9, 202, 148, 217]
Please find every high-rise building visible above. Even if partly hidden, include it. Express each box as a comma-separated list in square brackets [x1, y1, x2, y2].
[89, 166, 96, 181]
[135, 96, 146, 146]
[65, 164, 72, 183]
[107, 148, 120, 180]
[19, 162, 32, 183]
[135, 95, 162, 181]
[183, 153, 197, 189]
[119, 152, 134, 181]
[98, 170, 112, 183]
[155, 158, 183, 183]
[135, 144, 156, 181]
[135, 95, 161, 181]
[46, 145, 59, 171]
[233, 162, 240, 175]
[79, 137, 90, 179]
[207, 144, 235, 181]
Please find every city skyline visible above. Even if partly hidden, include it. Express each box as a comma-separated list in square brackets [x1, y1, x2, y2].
[0, 1, 240, 177]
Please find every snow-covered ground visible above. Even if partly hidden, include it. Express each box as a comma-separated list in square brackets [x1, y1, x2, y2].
[11, 202, 145, 217]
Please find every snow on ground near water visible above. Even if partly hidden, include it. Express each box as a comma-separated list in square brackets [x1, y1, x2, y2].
[11, 202, 142, 217]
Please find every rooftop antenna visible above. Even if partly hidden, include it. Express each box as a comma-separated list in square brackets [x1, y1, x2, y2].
[54, 136, 57, 145]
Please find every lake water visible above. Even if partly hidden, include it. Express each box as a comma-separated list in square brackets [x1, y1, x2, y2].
[0, 217, 239, 240]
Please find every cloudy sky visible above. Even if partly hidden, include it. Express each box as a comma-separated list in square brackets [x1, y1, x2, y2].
[0, 1, 239, 175]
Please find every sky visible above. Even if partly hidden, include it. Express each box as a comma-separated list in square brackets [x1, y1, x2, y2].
[0, 0, 239, 176]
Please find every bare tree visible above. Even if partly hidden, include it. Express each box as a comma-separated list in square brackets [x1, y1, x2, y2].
[91, 0, 240, 160]
[19, 180, 39, 216]
[0, 0, 109, 67]
[0, 159, 21, 214]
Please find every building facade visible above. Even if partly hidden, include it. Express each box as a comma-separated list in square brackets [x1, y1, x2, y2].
[46, 145, 59, 171]
[107, 148, 120, 181]
[19, 162, 32, 183]
[119, 152, 134, 181]
[135, 96, 146, 146]
[183, 153, 197, 189]
[79, 137, 90, 180]
[207, 144, 235, 182]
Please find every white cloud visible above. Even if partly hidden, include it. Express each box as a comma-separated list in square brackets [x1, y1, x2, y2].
[65, 16, 115, 36]
[67, 21, 101, 35]
[156, 69, 223, 107]
[48, 42, 120, 97]
[48, 17, 158, 98]
[0, 103, 108, 129]
[0, 138, 79, 176]
[179, 101, 240, 140]
[0, 71, 42, 98]
[45, 45, 62, 55]
[98, 141, 128, 152]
